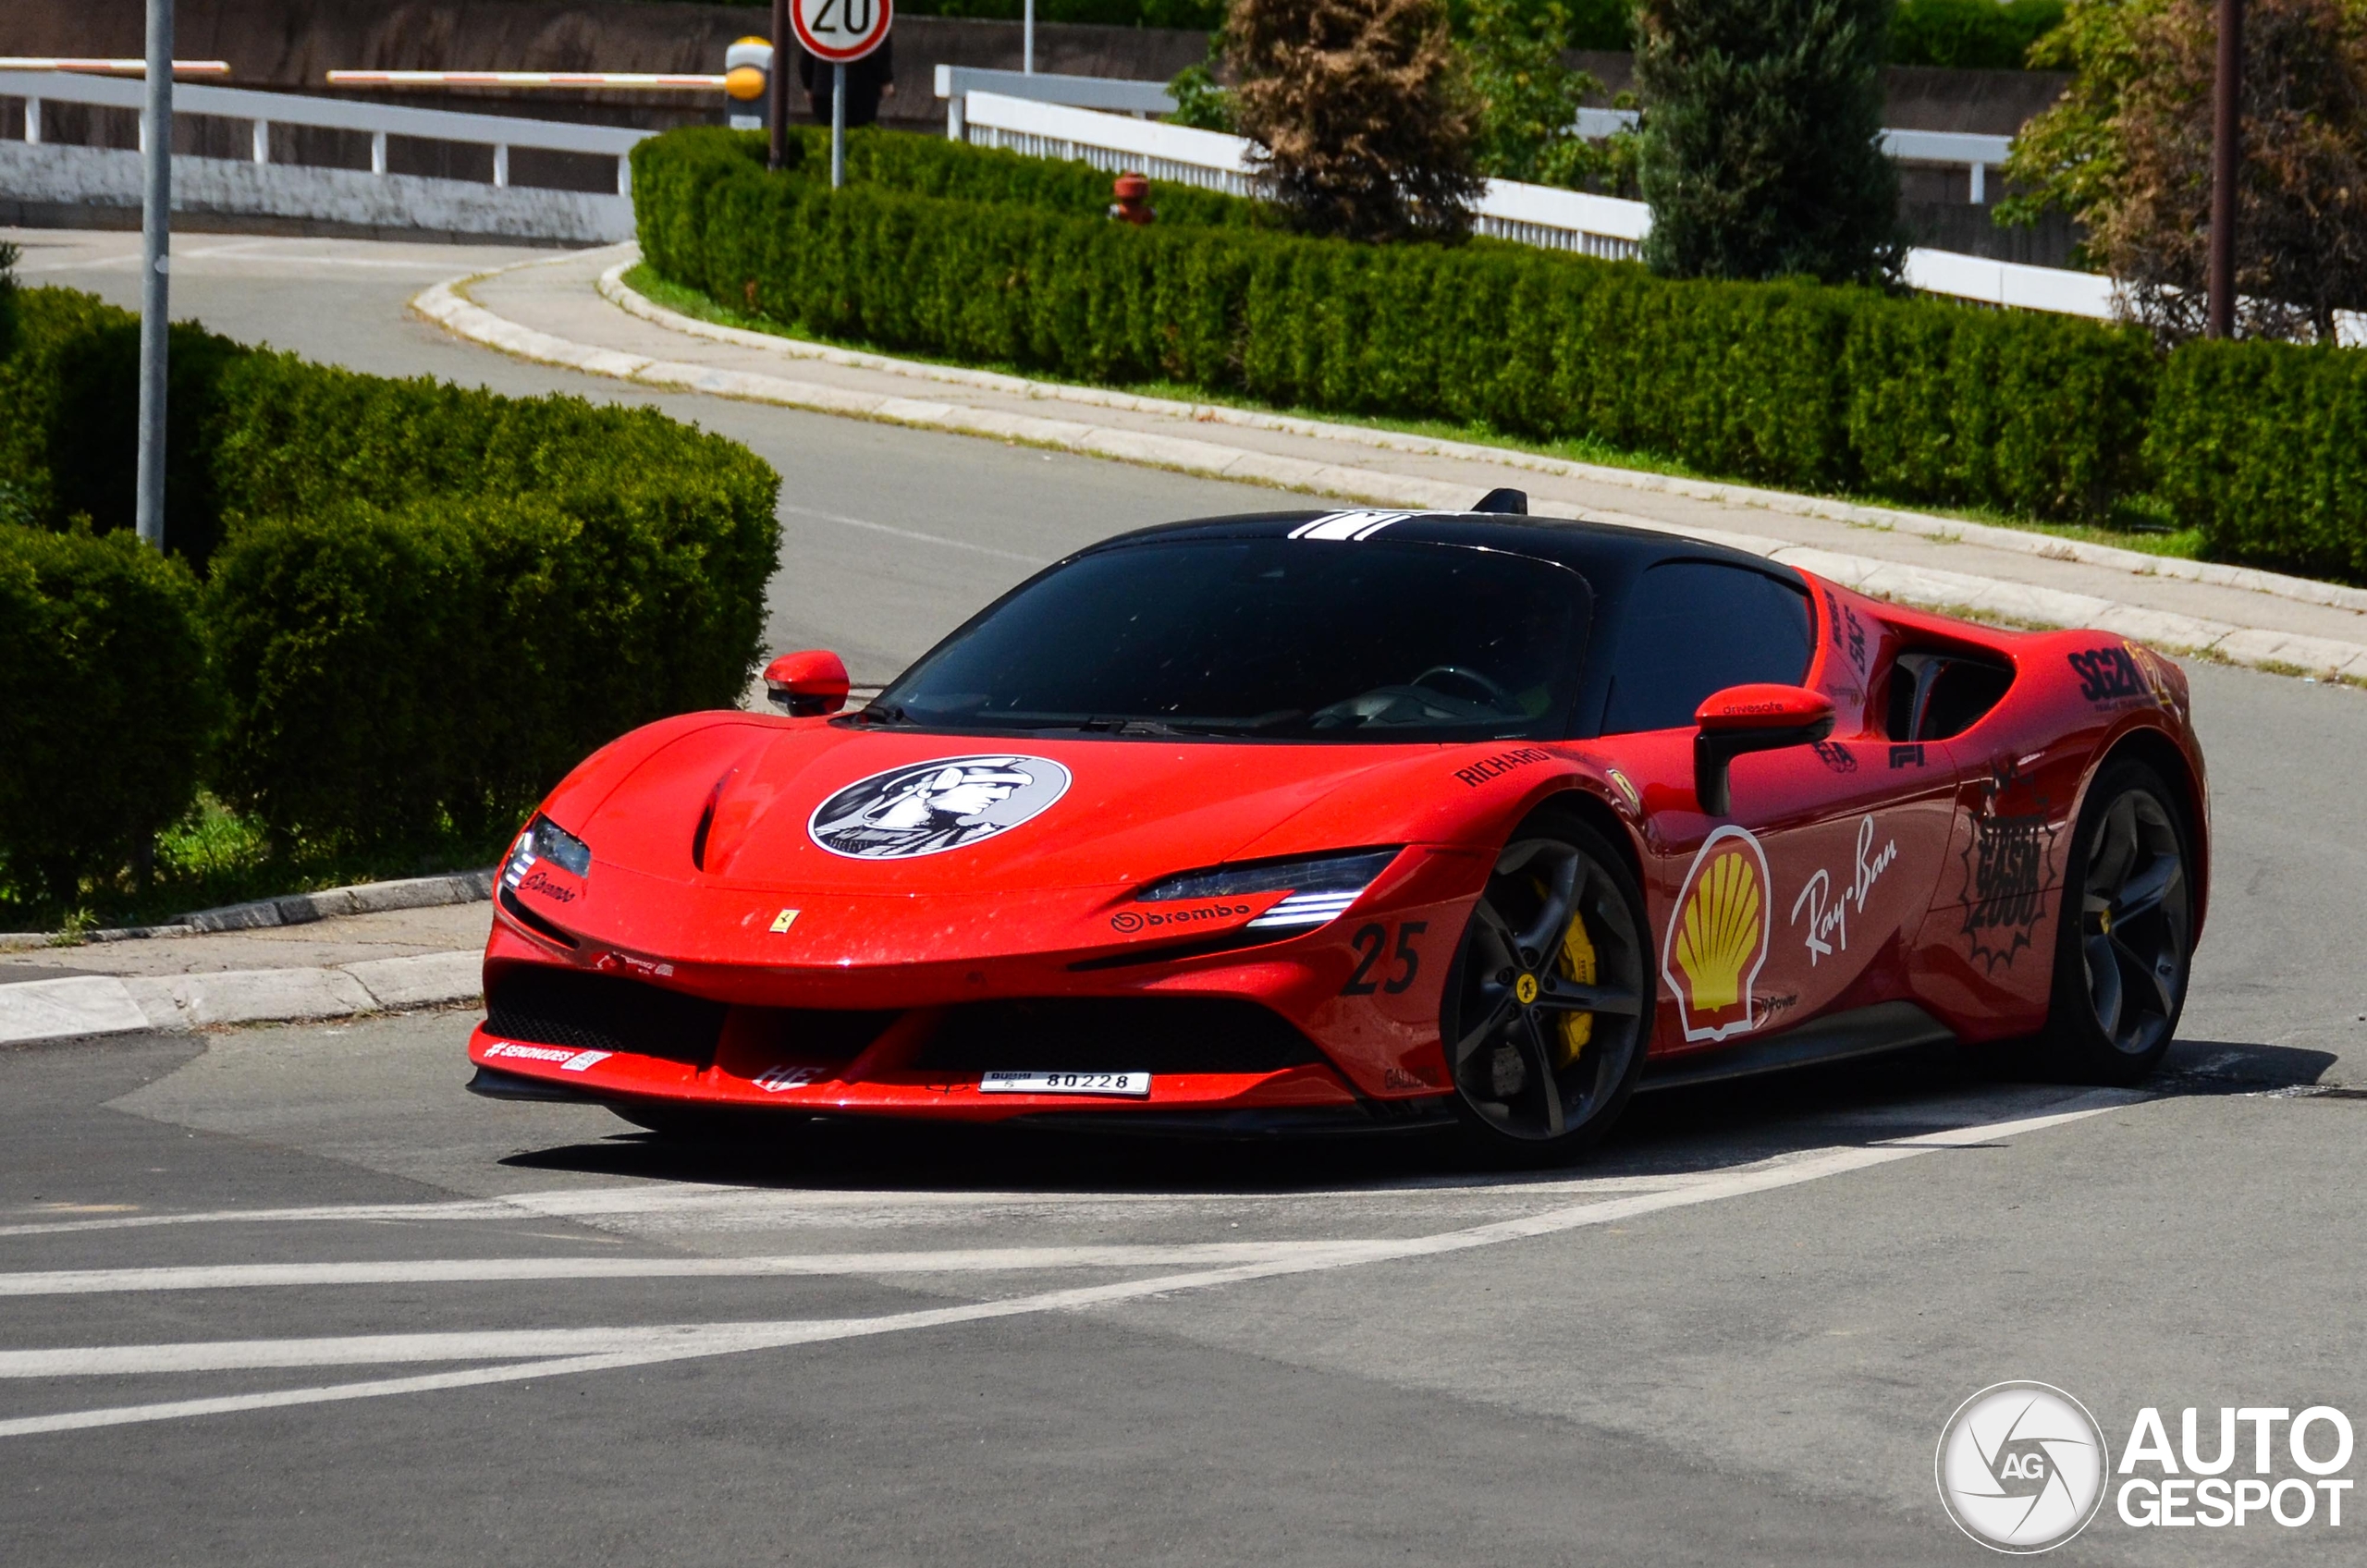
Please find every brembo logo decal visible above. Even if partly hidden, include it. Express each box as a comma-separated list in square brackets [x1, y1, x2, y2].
[1111, 902, 1252, 934]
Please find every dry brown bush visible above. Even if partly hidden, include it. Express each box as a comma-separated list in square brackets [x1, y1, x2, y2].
[1226, 0, 1483, 242]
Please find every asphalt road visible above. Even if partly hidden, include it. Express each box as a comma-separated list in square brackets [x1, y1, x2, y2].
[3, 230, 2364, 1565]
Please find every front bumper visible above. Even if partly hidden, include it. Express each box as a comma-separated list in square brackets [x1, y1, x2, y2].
[467, 845, 1490, 1119]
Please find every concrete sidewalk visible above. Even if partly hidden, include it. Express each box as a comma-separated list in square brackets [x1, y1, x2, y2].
[0, 902, 488, 1047]
[423, 244, 2367, 682]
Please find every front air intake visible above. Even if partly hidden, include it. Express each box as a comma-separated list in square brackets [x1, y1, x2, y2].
[485, 967, 728, 1069]
[913, 998, 1326, 1077]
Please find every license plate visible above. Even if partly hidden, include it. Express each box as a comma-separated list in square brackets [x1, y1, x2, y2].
[978, 1070, 1151, 1098]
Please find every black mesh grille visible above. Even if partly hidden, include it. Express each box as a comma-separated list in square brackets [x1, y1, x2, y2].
[485, 967, 728, 1069]
[914, 998, 1325, 1076]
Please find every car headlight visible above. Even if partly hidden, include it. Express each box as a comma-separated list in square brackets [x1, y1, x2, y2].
[1135, 847, 1400, 930]
[504, 815, 593, 885]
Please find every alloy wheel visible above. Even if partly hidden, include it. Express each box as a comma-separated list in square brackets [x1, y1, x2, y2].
[1448, 833, 1649, 1145]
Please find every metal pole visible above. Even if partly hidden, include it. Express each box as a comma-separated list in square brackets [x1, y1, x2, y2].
[767, 0, 789, 169]
[830, 61, 844, 188]
[2208, 0, 2241, 338]
[1024, 0, 1035, 75]
[136, 0, 172, 551]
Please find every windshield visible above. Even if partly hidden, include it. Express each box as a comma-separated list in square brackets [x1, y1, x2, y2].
[865, 537, 1591, 741]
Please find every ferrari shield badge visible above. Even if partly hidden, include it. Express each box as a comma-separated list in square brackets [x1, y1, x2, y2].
[807, 754, 1073, 860]
[1660, 825, 1773, 1043]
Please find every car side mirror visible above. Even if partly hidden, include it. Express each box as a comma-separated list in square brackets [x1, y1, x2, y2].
[1693, 683, 1835, 815]
[763, 649, 852, 717]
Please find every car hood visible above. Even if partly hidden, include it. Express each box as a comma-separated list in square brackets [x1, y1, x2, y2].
[562, 716, 1495, 896]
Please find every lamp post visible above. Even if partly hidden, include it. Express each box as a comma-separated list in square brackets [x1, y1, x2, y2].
[136, 0, 172, 549]
[769, 0, 790, 169]
[2207, 0, 2241, 338]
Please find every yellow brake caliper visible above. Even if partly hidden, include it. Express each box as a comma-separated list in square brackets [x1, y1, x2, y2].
[1535, 876, 1596, 1065]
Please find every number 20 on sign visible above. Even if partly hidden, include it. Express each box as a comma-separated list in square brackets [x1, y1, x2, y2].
[791, 0, 891, 62]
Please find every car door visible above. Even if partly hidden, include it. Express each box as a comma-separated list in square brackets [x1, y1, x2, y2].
[1597, 562, 1958, 1053]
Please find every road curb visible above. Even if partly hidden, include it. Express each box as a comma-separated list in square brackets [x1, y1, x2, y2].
[411, 256, 2367, 684]
[0, 869, 497, 952]
[0, 951, 482, 1047]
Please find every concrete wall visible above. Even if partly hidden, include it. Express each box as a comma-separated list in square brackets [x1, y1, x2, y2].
[0, 139, 632, 242]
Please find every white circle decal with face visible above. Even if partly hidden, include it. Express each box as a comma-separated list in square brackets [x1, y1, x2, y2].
[807, 754, 1073, 860]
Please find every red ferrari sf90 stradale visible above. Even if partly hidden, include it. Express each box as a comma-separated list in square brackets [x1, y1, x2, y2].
[469, 499, 2207, 1160]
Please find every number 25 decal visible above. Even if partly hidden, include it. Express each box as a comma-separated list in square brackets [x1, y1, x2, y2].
[1341, 922, 1426, 996]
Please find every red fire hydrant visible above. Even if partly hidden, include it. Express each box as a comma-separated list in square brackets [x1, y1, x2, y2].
[1109, 171, 1155, 227]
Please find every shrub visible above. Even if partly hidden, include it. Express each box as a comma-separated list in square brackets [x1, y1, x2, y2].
[0, 240, 17, 361]
[1463, 0, 1602, 184]
[0, 523, 215, 905]
[1844, 295, 2157, 520]
[0, 288, 251, 565]
[2150, 338, 2367, 582]
[633, 125, 2155, 516]
[0, 285, 782, 859]
[2004, 0, 2367, 345]
[1891, 0, 2065, 69]
[1228, 0, 1484, 241]
[1634, 0, 1907, 287]
[632, 128, 1253, 292]
[197, 357, 780, 849]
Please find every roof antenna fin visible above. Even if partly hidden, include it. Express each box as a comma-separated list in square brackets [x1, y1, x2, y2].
[1471, 488, 1528, 515]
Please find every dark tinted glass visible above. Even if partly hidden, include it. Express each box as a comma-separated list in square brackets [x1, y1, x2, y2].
[1600, 561, 1813, 734]
[871, 538, 1590, 741]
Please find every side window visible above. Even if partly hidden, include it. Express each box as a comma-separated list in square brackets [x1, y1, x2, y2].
[1601, 561, 1814, 734]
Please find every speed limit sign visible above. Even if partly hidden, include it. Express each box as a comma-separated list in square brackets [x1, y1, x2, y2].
[791, 0, 892, 63]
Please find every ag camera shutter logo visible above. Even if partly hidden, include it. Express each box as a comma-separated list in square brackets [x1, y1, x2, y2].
[1936, 1382, 2110, 1553]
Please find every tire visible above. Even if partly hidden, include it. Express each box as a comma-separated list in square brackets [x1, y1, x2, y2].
[1441, 815, 1651, 1165]
[2039, 759, 2195, 1084]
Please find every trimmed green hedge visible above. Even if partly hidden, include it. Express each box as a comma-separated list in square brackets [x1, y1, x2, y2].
[633, 126, 2153, 519]
[0, 285, 781, 888]
[0, 523, 215, 905]
[2150, 339, 2367, 582]
[636, 127, 1251, 296]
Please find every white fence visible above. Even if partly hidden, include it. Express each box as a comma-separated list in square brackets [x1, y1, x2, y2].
[961, 90, 1256, 197]
[0, 67, 651, 196]
[934, 66, 1174, 138]
[955, 91, 2114, 317]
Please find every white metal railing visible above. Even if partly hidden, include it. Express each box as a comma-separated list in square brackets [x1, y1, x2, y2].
[0, 67, 652, 196]
[934, 66, 1173, 140]
[961, 90, 1257, 196]
[1574, 105, 2015, 203]
[954, 92, 2116, 317]
[958, 92, 1649, 258]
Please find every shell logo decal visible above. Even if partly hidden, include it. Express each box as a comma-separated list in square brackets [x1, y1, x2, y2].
[1661, 825, 1773, 1042]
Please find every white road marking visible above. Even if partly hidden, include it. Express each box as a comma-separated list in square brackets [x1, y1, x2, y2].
[14, 241, 490, 276]
[0, 1095, 2137, 1439]
[0, 1241, 1402, 1298]
[778, 503, 1049, 566]
[0, 1170, 1729, 1238]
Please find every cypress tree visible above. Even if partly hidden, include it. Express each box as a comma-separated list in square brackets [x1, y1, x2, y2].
[1635, 0, 1907, 285]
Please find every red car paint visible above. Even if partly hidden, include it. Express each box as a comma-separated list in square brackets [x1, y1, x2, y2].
[469, 514, 2209, 1128]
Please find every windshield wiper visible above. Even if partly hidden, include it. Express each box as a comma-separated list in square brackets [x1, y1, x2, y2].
[846, 703, 913, 726]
